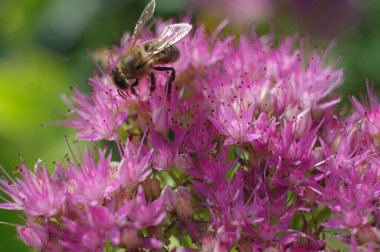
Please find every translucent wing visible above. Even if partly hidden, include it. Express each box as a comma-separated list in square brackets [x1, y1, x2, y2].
[146, 23, 192, 55]
[131, 0, 156, 46]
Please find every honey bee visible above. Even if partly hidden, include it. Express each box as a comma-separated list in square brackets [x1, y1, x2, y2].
[111, 0, 192, 98]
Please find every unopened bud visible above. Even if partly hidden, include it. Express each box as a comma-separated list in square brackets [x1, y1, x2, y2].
[356, 225, 380, 244]
[175, 187, 193, 218]
[120, 228, 140, 250]
[142, 177, 161, 200]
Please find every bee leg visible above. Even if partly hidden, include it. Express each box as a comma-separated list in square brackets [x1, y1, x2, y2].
[149, 73, 156, 95]
[167, 68, 175, 97]
[130, 79, 140, 97]
[117, 89, 128, 99]
[153, 66, 175, 98]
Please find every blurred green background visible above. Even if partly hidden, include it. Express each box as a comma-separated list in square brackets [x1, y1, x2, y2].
[0, 0, 379, 250]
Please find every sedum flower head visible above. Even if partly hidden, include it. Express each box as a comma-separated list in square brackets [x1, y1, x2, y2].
[2, 15, 380, 252]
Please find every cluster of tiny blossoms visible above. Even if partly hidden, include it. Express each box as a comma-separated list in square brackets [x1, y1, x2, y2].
[1, 19, 380, 251]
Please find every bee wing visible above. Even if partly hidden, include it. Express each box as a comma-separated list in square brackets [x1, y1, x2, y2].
[146, 23, 192, 55]
[130, 0, 156, 47]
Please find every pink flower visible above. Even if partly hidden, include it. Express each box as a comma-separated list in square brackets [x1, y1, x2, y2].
[57, 147, 112, 205]
[58, 204, 116, 251]
[270, 119, 321, 186]
[17, 222, 49, 250]
[174, 24, 233, 71]
[0, 138, 168, 251]
[61, 74, 128, 141]
[127, 186, 167, 229]
[321, 157, 380, 231]
[205, 80, 258, 144]
[149, 124, 185, 170]
[201, 35, 343, 145]
[182, 112, 218, 154]
[0, 161, 66, 217]
[111, 139, 152, 191]
[154, 20, 232, 72]
[351, 82, 380, 145]
[150, 82, 182, 133]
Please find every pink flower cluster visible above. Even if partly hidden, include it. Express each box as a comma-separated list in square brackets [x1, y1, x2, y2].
[1, 21, 380, 251]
